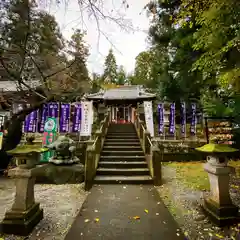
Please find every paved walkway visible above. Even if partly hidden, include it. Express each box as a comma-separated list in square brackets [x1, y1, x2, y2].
[65, 184, 185, 240]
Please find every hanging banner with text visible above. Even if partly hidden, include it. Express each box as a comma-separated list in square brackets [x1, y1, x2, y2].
[143, 101, 154, 137]
[0, 132, 3, 150]
[190, 103, 197, 135]
[59, 103, 70, 133]
[180, 102, 186, 136]
[169, 103, 175, 135]
[24, 110, 38, 133]
[72, 103, 81, 132]
[39, 104, 48, 133]
[40, 117, 57, 163]
[158, 103, 164, 135]
[48, 102, 59, 119]
[80, 101, 93, 136]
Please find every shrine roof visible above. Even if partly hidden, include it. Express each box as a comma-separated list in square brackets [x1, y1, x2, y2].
[86, 85, 156, 100]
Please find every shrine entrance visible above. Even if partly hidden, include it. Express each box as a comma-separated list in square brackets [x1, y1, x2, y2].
[110, 105, 134, 123]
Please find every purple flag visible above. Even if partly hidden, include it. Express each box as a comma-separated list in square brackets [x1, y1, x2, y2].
[39, 104, 48, 133]
[180, 102, 186, 135]
[169, 103, 175, 134]
[59, 103, 70, 132]
[72, 103, 81, 132]
[48, 102, 59, 118]
[190, 103, 197, 135]
[24, 110, 38, 132]
[158, 103, 164, 134]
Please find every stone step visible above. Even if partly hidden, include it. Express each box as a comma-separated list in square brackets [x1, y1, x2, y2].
[105, 135, 139, 139]
[104, 141, 140, 146]
[97, 168, 149, 176]
[105, 138, 140, 142]
[98, 161, 148, 168]
[103, 146, 142, 151]
[94, 175, 153, 184]
[107, 131, 137, 135]
[100, 156, 146, 162]
[101, 150, 144, 157]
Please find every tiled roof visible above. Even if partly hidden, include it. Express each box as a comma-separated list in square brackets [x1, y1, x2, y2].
[86, 85, 156, 100]
[0, 80, 40, 92]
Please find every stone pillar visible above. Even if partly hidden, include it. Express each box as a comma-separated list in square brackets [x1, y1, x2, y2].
[0, 167, 43, 236]
[202, 155, 239, 226]
[84, 144, 96, 191]
[98, 104, 106, 122]
[152, 145, 162, 186]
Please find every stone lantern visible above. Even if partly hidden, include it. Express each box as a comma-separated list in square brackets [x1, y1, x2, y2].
[0, 137, 49, 236]
[196, 143, 239, 226]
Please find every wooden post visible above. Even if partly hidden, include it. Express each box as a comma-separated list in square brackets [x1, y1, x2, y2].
[152, 145, 162, 186]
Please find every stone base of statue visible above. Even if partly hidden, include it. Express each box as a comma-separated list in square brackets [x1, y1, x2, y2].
[35, 163, 84, 184]
[49, 156, 80, 165]
[201, 162, 239, 226]
[0, 167, 43, 236]
[202, 198, 239, 227]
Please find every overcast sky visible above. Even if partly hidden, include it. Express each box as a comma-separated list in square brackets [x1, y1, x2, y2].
[44, 0, 150, 74]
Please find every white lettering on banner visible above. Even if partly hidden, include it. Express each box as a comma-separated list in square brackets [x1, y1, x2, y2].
[80, 101, 93, 136]
[143, 101, 154, 137]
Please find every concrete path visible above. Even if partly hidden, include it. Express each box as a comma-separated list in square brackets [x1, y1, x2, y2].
[65, 184, 185, 240]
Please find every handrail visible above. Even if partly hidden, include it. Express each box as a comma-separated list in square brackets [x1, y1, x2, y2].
[147, 136, 152, 146]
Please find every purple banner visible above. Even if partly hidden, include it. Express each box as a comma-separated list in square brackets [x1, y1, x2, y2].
[190, 103, 197, 135]
[169, 103, 175, 134]
[48, 102, 59, 118]
[72, 103, 81, 132]
[180, 102, 186, 135]
[158, 103, 164, 134]
[24, 110, 38, 132]
[59, 103, 70, 132]
[39, 104, 48, 133]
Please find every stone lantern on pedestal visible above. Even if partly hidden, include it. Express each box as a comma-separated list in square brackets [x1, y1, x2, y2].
[196, 143, 239, 226]
[0, 137, 49, 236]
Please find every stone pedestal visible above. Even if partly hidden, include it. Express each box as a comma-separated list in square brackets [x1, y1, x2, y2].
[202, 156, 239, 226]
[0, 167, 43, 236]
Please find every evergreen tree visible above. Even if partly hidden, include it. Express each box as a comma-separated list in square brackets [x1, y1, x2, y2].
[103, 48, 117, 83]
[116, 65, 126, 85]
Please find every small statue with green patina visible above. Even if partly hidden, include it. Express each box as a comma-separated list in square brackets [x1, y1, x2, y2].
[47, 135, 79, 165]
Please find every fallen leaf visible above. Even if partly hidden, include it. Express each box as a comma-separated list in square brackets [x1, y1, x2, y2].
[157, 202, 160, 205]
[215, 233, 224, 238]
[176, 233, 180, 236]
[94, 218, 100, 222]
[144, 209, 149, 213]
[84, 219, 90, 223]
[94, 210, 98, 213]
[133, 216, 140, 220]
[123, 186, 126, 189]
[156, 213, 159, 216]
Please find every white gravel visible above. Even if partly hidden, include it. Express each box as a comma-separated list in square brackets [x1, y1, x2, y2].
[0, 178, 88, 240]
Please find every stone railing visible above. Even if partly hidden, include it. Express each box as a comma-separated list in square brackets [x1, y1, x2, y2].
[84, 111, 110, 190]
[134, 113, 162, 186]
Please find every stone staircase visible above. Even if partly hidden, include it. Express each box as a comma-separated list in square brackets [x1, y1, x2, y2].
[94, 123, 153, 184]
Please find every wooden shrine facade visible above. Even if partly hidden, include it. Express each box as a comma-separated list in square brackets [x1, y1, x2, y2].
[85, 85, 156, 123]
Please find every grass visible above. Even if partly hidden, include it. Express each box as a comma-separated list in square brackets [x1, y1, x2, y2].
[163, 161, 210, 191]
[164, 160, 240, 191]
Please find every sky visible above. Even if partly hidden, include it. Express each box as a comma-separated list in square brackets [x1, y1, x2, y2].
[43, 0, 151, 74]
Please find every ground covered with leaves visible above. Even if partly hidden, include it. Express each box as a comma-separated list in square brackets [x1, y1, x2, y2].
[156, 161, 240, 240]
[0, 178, 88, 240]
